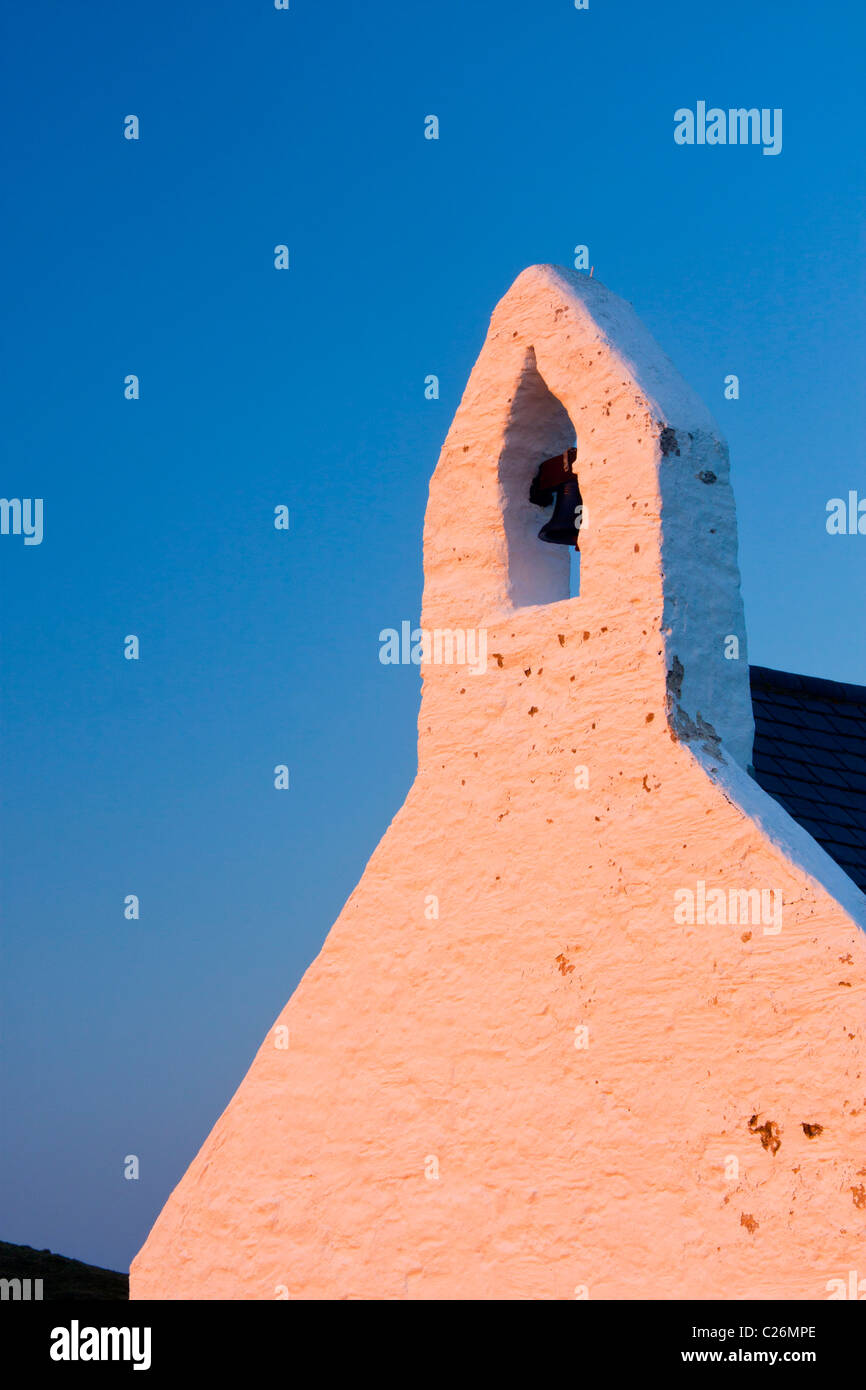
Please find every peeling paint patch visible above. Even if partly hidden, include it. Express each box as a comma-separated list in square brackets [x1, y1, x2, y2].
[660, 426, 680, 456]
[748, 1115, 781, 1155]
[666, 656, 684, 703]
[666, 657, 725, 758]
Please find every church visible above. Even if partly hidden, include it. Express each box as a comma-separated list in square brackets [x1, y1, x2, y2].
[131, 265, 866, 1300]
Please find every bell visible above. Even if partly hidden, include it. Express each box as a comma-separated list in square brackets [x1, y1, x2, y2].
[529, 447, 583, 547]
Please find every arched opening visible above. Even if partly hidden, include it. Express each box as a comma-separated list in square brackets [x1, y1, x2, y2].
[498, 350, 581, 608]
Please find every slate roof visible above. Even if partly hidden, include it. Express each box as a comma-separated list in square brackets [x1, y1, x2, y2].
[750, 665, 866, 895]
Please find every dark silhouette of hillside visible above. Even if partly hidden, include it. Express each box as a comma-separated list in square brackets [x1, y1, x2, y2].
[0, 1240, 128, 1300]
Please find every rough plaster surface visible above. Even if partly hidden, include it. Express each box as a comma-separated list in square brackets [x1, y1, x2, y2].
[131, 266, 866, 1300]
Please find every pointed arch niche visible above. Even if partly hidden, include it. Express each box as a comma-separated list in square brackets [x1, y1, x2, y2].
[499, 347, 580, 609]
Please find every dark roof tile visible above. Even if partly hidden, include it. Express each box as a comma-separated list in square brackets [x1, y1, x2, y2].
[750, 665, 866, 895]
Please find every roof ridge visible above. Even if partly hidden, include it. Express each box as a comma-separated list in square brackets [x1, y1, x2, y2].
[749, 664, 866, 706]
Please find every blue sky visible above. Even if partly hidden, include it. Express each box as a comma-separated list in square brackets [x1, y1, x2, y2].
[1, 0, 864, 1273]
